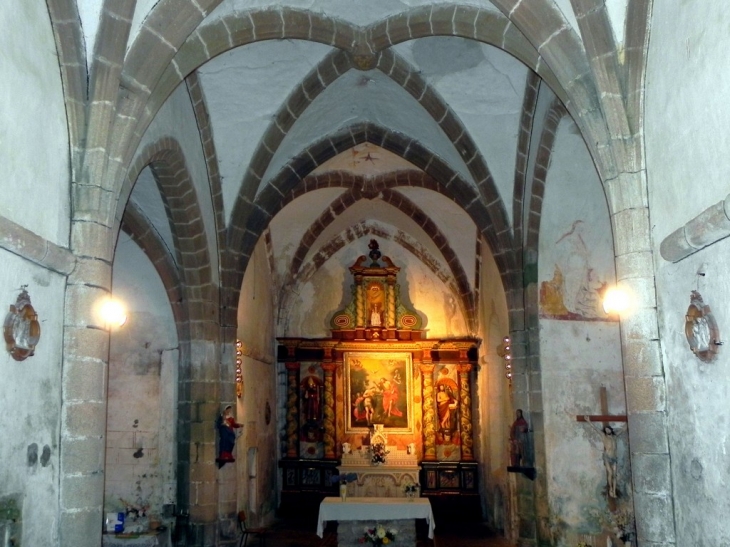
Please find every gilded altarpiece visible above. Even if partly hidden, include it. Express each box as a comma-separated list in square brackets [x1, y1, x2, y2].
[277, 240, 480, 518]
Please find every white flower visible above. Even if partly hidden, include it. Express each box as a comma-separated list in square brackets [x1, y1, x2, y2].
[376, 525, 386, 538]
[388, 527, 398, 535]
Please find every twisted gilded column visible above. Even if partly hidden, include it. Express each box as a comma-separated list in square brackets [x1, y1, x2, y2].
[387, 279, 396, 328]
[356, 275, 364, 327]
[420, 362, 436, 461]
[285, 362, 300, 458]
[457, 363, 474, 461]
[322, 362, 337, 459]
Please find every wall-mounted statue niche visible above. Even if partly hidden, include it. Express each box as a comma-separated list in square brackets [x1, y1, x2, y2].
[685, 290, 721, 362]
[330, 239, 423, 341]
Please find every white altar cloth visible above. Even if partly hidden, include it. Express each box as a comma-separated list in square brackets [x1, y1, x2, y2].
[316, 497, 435, 539]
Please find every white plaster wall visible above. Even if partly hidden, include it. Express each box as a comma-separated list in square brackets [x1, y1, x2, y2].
[204, 0, 500, 30]
[197, 40, 334, 223]
[475, 239, 510, 531]
[269, 187, 346, 281]
[130, 167, 176, 261]
[538, 118, 615, 312]
[77, 0, 102, 61]
[265, 69, 474, 193]
[236, 240, 278, 524]
[0, 1, 70, 246]
[105, 233, 178, 517]
[278, 235, 468, 338]
[394, 38, 526, 227]
[646, 3, 730, 543]
[135, 84, 220, 284]
[0, 251, 66, 547]
[538, 115, 625, 539]
[397, 187, 477, 288]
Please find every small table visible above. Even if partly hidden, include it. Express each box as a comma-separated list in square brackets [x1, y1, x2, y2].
[317, 497, 435, 546]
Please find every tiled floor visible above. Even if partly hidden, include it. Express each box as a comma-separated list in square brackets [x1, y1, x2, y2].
[253, 518, 514, 547]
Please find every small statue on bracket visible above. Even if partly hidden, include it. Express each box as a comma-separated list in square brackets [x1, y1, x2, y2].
[216, 405, 242, 468]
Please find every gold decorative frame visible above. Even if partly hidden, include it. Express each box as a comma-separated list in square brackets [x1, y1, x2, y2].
[684, 290, 720, 363]
[345, 351, 413, 434]
[4, 287, 41, 361]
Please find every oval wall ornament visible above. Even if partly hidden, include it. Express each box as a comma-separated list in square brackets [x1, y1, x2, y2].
[4, 286, 41, 361]
[684, 290, 720, 363]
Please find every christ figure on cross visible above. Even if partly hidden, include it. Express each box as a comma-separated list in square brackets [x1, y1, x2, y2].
[583, 416, 626, 498]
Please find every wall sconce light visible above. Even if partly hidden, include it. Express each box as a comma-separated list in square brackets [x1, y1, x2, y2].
[602, 286, 630, 315]
[236, 339, 243, 398]
[98, 297, 127, 329]
[496, 335, 512, 382]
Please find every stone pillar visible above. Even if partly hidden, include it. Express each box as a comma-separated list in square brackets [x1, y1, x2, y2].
[457, 363, 474, 461]
[285, 362, 300, 458]
[420, 359, 437, 461]
[187, 338, 221, 545]
[60, 254, 112, 547]
[322, 361, 337, 459]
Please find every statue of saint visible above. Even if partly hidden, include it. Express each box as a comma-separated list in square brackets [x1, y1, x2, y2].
[509, 409, 529, 467]
[216, 405, 242, 466]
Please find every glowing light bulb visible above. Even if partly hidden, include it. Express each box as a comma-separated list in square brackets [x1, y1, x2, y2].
[99, 298, 127, 328]
[603, 287, 631, 314]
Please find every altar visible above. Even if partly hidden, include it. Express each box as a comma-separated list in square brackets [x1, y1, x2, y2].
[338, 444, 420, 498]
[317, 497, 435, 546]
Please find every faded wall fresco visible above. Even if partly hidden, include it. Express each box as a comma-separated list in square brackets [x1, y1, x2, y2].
[539, 219, 616, 322]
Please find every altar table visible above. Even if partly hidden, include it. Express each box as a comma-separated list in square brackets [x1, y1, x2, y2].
[102, 530, 171, 547]
[316, 497, 435, 544]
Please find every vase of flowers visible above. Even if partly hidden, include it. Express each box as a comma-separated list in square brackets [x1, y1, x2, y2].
[361, 524, 397, 545]
[370, 442, 388, 465]
[404, 482, 420, 501]
[331, 472, 358, 502]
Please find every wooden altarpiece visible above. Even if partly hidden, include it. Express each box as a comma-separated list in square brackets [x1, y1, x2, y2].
[277, 241, 481, 519]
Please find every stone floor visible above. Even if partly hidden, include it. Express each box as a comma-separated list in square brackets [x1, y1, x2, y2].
[249, 517, 514, 547]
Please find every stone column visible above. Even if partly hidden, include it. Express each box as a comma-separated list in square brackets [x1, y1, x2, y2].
[61, 254, 112, 547]
[420, 360, 437, 461]
[457, 363, 474, 461]
[322, 362, 337, 459]
[284, 363, 300, 458]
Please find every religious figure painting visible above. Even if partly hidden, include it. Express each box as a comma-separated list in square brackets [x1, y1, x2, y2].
[538, 218, 617, 322]
[345, 352, 413, 434]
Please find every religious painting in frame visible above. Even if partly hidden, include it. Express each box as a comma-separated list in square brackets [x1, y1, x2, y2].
[345, 351, 413, 434]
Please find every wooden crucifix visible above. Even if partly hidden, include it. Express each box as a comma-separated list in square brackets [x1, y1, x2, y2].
[576, 386, 627, 503]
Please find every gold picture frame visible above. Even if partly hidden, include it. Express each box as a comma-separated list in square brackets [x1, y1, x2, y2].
[345, 351, 413, 434]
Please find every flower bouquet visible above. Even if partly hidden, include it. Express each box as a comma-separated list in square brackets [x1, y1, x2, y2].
[360, 524, 397, 545]
[370, 442, 388, 465]
[403, 482, 420, 500]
